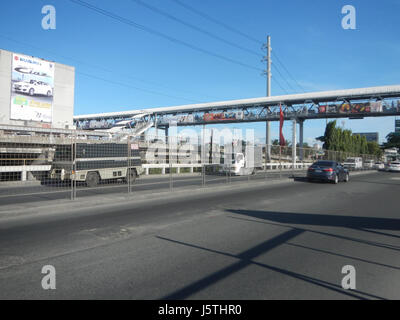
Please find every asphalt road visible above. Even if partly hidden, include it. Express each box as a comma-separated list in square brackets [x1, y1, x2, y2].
[0, 171, 400, 299]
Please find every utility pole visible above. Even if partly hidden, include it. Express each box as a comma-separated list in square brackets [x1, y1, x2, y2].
[263, 35, 272, 160]
[266, 35, 271, 97]
[262, 35, 272, 96]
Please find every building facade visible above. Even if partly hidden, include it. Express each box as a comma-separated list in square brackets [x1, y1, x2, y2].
[353, 132, 379, 143]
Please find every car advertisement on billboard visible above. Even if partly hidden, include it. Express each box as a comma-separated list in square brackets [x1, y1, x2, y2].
[10, 53, 55, 123]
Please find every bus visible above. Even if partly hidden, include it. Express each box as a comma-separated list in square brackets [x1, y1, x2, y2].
[50, 141, 143, 187]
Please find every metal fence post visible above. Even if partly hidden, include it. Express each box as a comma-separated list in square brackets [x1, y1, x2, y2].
[264, 144, 268, 180]
[201, 127, 205, 187]
[70, 137, 74, 201]
[279, 145, 282, 180]
[169, 134, 173, 191]
[71, 134, 77, 201]
[127, 136, 131, 193]
[169, 162, 173, 190]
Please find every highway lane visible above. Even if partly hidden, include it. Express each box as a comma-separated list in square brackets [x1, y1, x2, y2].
[0, 171, 400, 299]
[0, 170, 303, 206]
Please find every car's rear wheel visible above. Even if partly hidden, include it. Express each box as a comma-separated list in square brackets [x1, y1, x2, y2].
[125, 168, 137, 184]
[333, 174, 339, 184]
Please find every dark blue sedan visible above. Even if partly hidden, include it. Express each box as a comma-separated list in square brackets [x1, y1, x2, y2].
[307, 161, 349, 184]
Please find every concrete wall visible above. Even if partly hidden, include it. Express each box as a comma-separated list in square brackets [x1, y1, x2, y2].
[0, 49, 75, 129]
[52, 62, 75, 129]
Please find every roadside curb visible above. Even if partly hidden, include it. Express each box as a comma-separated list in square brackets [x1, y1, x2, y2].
[0, 176, 294, 219]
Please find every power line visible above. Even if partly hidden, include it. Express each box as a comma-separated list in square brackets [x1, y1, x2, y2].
[130, 0, 261, 57]
[68, 0, 262, 72]
[261, 37, 303, 94]
[169, 0, 263, 45]
[77, 71, 200, 102]
[0, 34, 203, 103]
[272, 52, 306, 93]
[262, 70, 288, 95]
[272, 64, 298, 93]
[261, 37, 292, 95]
[131, 0, 300, 97]
[272, 77, 289, 95]
[170, 0, 305, 94]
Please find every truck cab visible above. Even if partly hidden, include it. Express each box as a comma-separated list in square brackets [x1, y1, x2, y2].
[343, 157, 363, 170]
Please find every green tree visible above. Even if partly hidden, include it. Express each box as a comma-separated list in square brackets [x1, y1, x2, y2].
[317, 121, 380, 156]
[360, 136, 368, 154]
[272, 139, 280, 146]
[384, 132, 400, 149]
[317, 120, 337, 150]
[367, 142, 383, 158]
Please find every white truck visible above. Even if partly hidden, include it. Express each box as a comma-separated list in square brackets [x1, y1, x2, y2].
[363, 159, 374, 169]
[343, 157, 363, 170]
[207, 146, 263, 175]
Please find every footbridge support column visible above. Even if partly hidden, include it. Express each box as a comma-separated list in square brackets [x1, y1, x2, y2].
[292, 119, 297, 169]
[266, 121, 271, 161]
[299, 119, 304, 161]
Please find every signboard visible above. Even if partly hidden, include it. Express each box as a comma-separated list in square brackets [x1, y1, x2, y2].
[178, 114, 194, 123]
[350, 103, 371, 114]
[203, 111, 244, 122]
[370, 101, 383, 113]
[318, 102, 383, 115]
[318, 105, 338, 113]
[10, 53, 55, 123]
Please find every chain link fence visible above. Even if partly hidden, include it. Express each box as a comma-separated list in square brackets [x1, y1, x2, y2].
[0, 129, 381, 205]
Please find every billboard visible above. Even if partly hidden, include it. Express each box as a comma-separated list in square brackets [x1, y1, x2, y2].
[370, 101, 383, 113]
[10, 53, 55, 123]
[178, 114, 194, 123]
[318, 105, 338, 113]
[203, 111, 244, 122]
[318, 102, 383, 115]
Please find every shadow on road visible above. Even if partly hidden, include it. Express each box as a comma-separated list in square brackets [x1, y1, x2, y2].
[349, 178, 400, 187]
[228, 215, 400, 252]
[158, 231, 385, 300]
[227, 209, 400, 231]
[158, 209, 394, 300]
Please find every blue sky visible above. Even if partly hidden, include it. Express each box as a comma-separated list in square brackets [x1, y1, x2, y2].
[1, 0, 399, 143]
